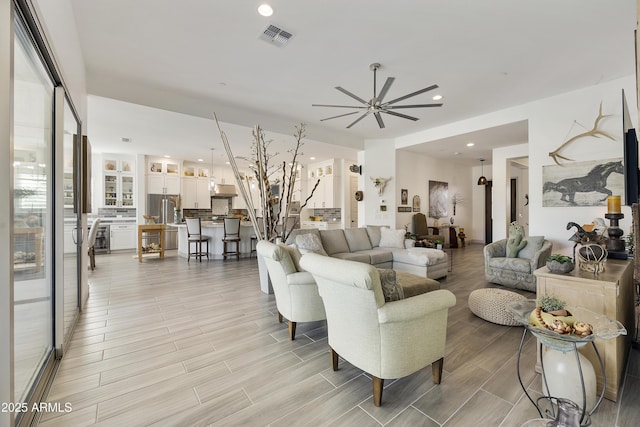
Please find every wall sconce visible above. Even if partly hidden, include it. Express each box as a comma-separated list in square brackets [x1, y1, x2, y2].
[349, 164, 362, 175]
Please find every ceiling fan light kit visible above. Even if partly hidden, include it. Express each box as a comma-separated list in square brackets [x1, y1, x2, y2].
[312, 63, 443, 129]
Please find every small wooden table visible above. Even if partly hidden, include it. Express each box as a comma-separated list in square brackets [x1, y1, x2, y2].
[138, 224, 165, 262]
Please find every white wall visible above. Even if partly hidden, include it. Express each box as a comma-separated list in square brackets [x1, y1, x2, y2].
[363, 139, 395, 227]
[493, 144, 528, 241]
[395, 150, 472, 234]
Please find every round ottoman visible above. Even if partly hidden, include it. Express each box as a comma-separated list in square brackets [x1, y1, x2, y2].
[468, 288, 526, 326]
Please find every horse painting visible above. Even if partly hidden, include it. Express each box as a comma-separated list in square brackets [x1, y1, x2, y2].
[543, 160, 624, 206]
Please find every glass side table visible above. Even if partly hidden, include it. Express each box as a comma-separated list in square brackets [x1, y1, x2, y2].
[506, 300, 626, 426]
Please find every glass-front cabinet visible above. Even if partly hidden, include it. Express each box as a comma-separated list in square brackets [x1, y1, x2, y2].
[103, 155, 135, 207]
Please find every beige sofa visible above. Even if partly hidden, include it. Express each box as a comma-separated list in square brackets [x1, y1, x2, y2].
[286, 225, 449, 280]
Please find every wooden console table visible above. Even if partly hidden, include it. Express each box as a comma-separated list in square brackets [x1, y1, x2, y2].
[534, 259, 634, 401]
[138, 224, 165, 262]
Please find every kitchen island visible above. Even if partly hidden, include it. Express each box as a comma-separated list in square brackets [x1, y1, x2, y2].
[172, 221, 256, 260]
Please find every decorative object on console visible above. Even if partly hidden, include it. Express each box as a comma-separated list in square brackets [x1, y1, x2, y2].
[577, 244, 608, 274]
[543, 159, 624, 207]
[546, 254, 575, 274]
[412, 195, 421, 212]
[548, 101, 614, 166]
[370, 176, 391, 196]
[605, 195, 627, 258]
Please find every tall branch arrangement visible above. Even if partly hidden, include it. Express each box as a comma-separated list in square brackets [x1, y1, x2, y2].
[214, 114, 319, 243]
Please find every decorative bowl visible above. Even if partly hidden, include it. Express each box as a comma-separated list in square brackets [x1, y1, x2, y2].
[546, 259, 574, 274]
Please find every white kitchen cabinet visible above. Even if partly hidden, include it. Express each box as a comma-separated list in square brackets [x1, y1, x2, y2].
[307, 160, 339, 208]
[110, 224, 137, 250]
[102, 155, 136, 208]
[182, 164, 211, 209]
[147, 159, 180, 194]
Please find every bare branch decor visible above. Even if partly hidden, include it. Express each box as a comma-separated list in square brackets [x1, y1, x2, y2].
[214, 114, 319, 243]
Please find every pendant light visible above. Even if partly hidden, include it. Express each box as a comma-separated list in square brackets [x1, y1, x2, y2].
[477, 159, 488, 185]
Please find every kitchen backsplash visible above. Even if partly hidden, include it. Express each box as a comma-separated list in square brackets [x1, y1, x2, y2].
[93, 208, 136, 219]
[312, 208, 341, 221]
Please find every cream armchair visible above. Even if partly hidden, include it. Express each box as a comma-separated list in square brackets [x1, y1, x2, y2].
[256, 241, 326, 340]
[300, 253, 456, 407]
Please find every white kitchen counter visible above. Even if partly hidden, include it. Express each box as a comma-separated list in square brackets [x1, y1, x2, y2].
[172, 221, 256, 259]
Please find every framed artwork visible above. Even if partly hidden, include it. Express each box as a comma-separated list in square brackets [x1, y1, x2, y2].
[401, 188, 408, 205]
[429, 180, 448, 218]
[542, 158, 623, 207]
[412, 195, 421, 212]
[398, 206, 412, 212]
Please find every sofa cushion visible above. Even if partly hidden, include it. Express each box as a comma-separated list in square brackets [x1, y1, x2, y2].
[366, 225, 384, 247]
[319, 229, 350, 255]
[285, 228, 320, 245]
[379, 228, 405, 249]
[378, 269, 441, 302]
[518, 236, 545, 260]
[392, 247, 446, 267]
[331, 252, 371, 264]
[296, 233, 328, 256]
[344, 228, 373, 252]
[358, 248, 393, 265]
[488, 257, 532, 274]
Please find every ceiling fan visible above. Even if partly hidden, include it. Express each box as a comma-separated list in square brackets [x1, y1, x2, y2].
[312, 63, 443, 129]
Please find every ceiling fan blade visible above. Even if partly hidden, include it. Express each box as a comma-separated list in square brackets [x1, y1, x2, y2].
[374, 112, 385, 129]
[384, 84, 439, 106]
[383, 110, 419, 121]
[320, 111, 361, 122]
[377, 77, 395, 103]
[386, 103, 443, 109]
[312, 104, 367, 109]
[346, 111, 371, 128]
[335, 86, 368, 105]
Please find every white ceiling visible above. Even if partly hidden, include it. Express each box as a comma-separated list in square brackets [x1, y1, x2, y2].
[66, 0, 636, 166]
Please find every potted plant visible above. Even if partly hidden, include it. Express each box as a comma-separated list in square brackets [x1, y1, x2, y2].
[546, 254, 574, 274]
[435, 239, 443, 250]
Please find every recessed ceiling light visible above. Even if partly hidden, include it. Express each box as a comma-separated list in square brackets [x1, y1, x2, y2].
[197, 159, 204, 162]
[225, 161, 230, 165]
[453, 152, 460, 155]
[258, 4, 273, 17]
[164, 155, 171, 158]
[466, 142, 475, 147]
[432, 95, 443, 101]
[310, 156, 316, 160]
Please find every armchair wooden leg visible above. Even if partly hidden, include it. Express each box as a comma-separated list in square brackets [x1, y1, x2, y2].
[372, 376, 384, 407]
[432, 357, 444, 384]
[330, 347, 339, 371]
[288, 321, 297, 340]
[277, 312, 283, 323]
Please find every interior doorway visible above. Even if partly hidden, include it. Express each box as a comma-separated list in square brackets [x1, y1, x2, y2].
[484, 181, 493, 244]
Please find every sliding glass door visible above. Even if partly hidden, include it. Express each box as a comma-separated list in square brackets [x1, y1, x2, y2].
[12, 12, 55, 406]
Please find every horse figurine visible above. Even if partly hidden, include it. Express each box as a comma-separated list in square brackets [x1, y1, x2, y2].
[543, 161, 623, 205]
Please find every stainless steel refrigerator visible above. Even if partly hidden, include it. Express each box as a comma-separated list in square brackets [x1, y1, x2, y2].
[146, 194, 178, 249]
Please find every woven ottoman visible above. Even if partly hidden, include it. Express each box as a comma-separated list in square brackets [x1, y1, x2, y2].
[468, 288, 526, 326]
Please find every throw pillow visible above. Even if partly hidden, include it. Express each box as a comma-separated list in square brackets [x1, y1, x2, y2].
[281, 243, 304, 271]
[295, 233, 328, 256]
[379, 227, 405, 249]
[378, 269, 404, 302]
[518, 236, 545, 259]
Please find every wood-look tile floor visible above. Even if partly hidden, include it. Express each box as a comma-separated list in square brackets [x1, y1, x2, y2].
[38, 244, 640, 426]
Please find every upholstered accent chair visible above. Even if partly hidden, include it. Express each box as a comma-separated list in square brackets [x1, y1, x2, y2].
[300, 253, 456, 406]
[412, 213, 440, 244]
[256, 240, 326, 340]
[483, 237, 553, 291]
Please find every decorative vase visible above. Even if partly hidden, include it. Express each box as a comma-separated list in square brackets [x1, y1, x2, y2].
[450, 216, 454, 224]
[174, 208, 182, 224]
[433, 218, 439, 227]
[542, 347, 597, 412]
[546, 259, 574, 274]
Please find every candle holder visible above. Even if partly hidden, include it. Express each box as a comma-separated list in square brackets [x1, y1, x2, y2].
[604, 212, 627, 258]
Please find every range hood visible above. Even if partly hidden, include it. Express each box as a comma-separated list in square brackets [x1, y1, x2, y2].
[211, 184, 237, 198]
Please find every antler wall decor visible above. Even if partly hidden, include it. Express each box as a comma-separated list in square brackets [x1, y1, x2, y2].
[370, 177, 391, 196]
[548, 101, 614, 165]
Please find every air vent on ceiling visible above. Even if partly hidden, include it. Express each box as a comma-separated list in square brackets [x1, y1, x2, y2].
[259, 24, 293, 47]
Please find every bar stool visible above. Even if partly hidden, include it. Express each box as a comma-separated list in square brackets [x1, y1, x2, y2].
[249, 217, 264, 258]
[185, 218, 209, 262]
[222, 217, 241, 260]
